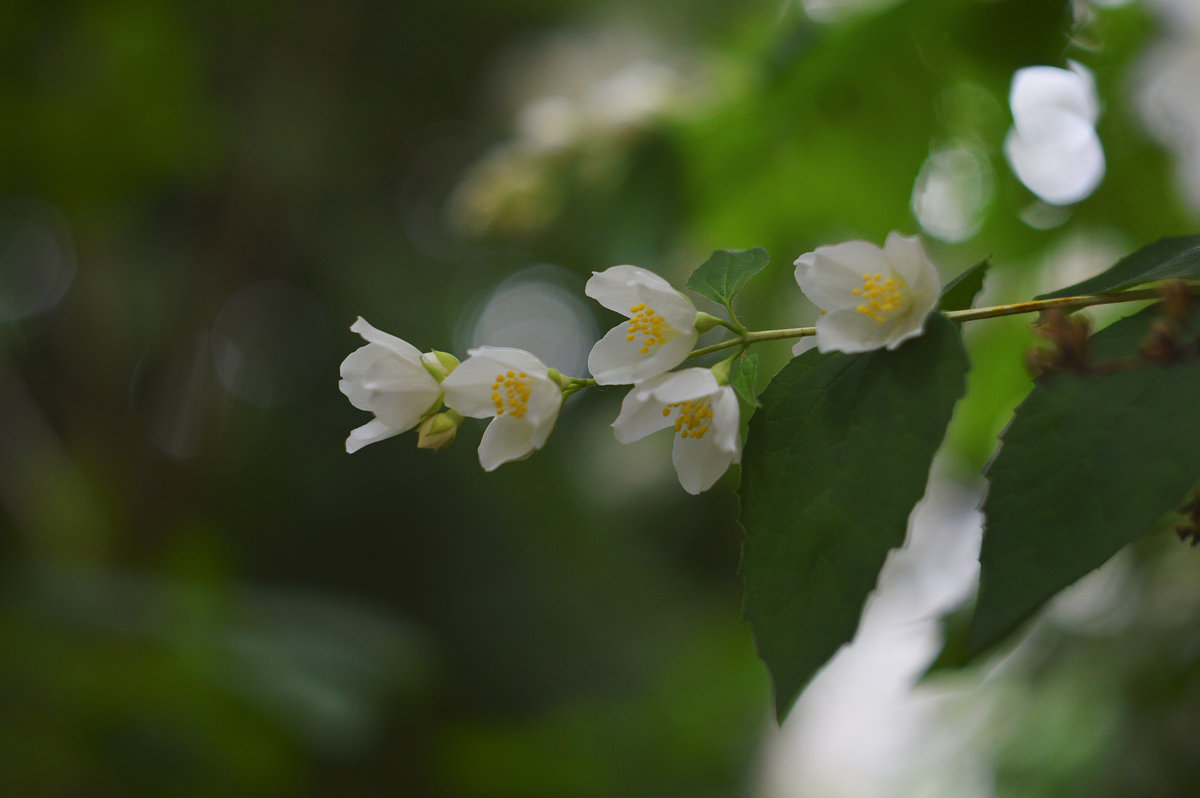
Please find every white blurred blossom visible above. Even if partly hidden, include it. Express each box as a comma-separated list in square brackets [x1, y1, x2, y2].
[911, 144, 993, 243]
[1004, 62, 1105, 206]
[1135, 0, 1200, 214]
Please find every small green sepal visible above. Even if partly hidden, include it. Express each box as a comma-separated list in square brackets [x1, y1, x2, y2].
[710, 354, 737, 386]
[731, 353, 761, 408]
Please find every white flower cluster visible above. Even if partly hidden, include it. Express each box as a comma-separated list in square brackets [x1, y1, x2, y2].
[340, 233, 941, 494]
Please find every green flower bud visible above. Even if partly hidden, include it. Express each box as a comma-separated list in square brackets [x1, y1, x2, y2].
[417, 410, 462, 451]
[421, 350, 461, 382]
[694, 312, 726, 333]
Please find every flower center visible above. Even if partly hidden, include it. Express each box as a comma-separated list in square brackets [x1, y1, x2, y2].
[625, 303, 678, 355]
[491, 370, 531, 419]
[852, 273, 909, 324]
[661, 398, 712, 440]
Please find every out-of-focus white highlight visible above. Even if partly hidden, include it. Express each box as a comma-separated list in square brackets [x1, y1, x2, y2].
[464, 266, 598, 378]
[1005, 63, 1105, 206]
[0, 196, 76, 322]
[1134, 0, 1200, 214]
[911, 144, 994, 243]
[757, 467, 990, 798]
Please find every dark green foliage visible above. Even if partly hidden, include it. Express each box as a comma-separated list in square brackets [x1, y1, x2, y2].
[939, 258, 991, 312]
[971, 300, 1200, 652]
[739, 315, 969, 718]
[731, 353, 761, 409]
[1038, 235, 1200, 298]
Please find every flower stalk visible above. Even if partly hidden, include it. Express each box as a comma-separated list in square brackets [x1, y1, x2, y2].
[684, 284, 1200, 361]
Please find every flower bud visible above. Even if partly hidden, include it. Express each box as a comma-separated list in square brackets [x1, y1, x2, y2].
[709, 356, 734, 386]
[421, 350, 461, 382]
[694, 312, 725, 333]
[417, 410, 462, 451]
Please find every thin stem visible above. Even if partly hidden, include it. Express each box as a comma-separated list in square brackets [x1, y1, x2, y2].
[687, 327, 815, 359]
[943, 288, 1167, 322]
[685, 285, 1197, 360]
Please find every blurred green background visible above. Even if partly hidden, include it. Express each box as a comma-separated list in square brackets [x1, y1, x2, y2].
[4, 0, 1200, 795]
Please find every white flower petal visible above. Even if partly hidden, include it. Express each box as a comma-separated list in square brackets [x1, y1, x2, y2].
[524, 378, 565, 427]
[340, 346, 442, 424]
[439, 346, 564, 470]
[585, 265, 693, 323]
[477, 414, 543, 471]
[709, 386, 742, 454]
[612, 381, 676, 444]
[464, 346, 550, 377]
[796, 234, 942, 353]
[794, 242, 888, 310]
[588, 323, 699, 385]
[346, 418, 403, 453]
[349, 317, 424, 361]
[339, 318, 443, 442]
[815, 308, 899, 353]
[635, 367, 717, 404]
[883, 233, 928, 285]
[440, 357, 509, 418]
[609, 369, 741, 494]
[671, 424, 738, 495]
[791, 336, 819, 357]
[583, 266, 700, 384]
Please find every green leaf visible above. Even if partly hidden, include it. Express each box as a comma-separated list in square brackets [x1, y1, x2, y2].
[739, 315, 969, 719]
[970, 301, 1200, 653]
[732, 353, 761, 408]
[918, 599, 975, 682]
[1038, 234, 1200, 299]
[938, 258, 990, 312]
[686, 248, 770, 310]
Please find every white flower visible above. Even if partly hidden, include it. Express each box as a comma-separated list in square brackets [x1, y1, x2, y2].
[585, 265, 700, 385]
[793, 232, 941, 354]
[339, 317, 444, 453]
[612, 368, 741, 495]
[441, 347, 564, 471]
[1004, 62, 1105, 206]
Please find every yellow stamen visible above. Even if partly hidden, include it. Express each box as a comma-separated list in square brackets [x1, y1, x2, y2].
[626, 303, 679, 356]
[663, 397, 713, 441]
[491, 371, 533, 419]
[854, 271, 909, 324]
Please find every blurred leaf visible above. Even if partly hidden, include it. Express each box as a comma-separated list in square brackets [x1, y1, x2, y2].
[686, 248, 770, 312]
[1038, 235, 1200, 299]
[971, 301, 1200, 653]
[740, 315, 968, 719]
[939, 258, 991, 312]
[731, 353, 761, 408]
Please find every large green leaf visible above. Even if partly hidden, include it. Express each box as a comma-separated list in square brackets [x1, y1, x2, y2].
[686, 248, 770, 311]
[971, 301, 1200, 652]
[938, 258, 990, 312]
[740, 314, 969, 719]
[1038, 234, 1200, 299]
